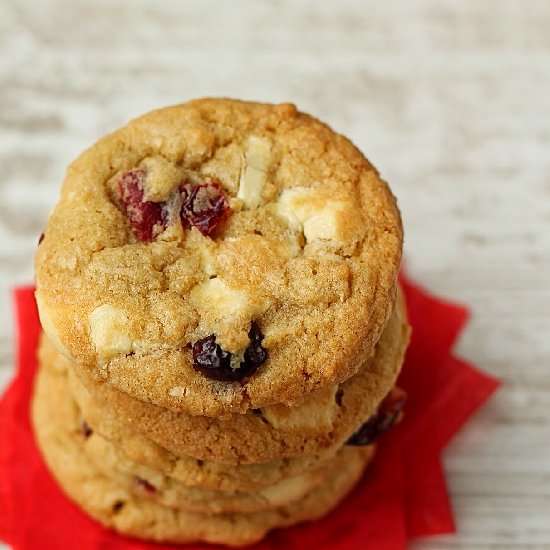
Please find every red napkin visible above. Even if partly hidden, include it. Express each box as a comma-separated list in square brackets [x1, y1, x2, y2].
[0, 274, 500, 550]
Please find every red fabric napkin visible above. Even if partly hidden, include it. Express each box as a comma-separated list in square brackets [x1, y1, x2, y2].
[0, 275, 500, 550]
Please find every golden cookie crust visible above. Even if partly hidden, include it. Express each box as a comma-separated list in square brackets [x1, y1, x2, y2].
[37, 344, 367, 515]
[35, 98, 403, 417]
[73, 382, 340, 492]
[31, 356, 374, 547]
[85, 429, 350, 515]
[48, 287, 409, 465]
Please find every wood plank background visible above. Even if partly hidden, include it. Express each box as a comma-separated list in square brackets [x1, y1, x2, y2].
[1, 1, 549, 547]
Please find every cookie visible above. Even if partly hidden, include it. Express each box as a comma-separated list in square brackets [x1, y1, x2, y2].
[41, 333, 342, 493]
[77, 390, 339, 493]
[35, 98, 403, 417]
[59, 286, 410, 464]
[32, 356, 374, 546]
[86, 430, 351, 514]
[38, 347, 367, 514]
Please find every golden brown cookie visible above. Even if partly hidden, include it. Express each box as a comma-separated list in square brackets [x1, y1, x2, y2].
[35, 98, 403, 417]
[40, 330, 346, 493]
[85, 430, 360, 515]
[56, 286, 409, 465]
[37, 344, 369, 515]
[77, 390, 339, 492]
[32, 355, 374, 546]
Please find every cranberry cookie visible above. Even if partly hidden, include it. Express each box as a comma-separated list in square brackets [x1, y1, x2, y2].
[32, 354, 374, 546]
[35, 98, 403, 417]
[56, 286, 409, 464]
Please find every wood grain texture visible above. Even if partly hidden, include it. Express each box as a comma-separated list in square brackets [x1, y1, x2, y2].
[1, 0, 549, 548]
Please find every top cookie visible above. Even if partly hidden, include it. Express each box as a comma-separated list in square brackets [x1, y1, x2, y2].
[35, 98, 403, 416]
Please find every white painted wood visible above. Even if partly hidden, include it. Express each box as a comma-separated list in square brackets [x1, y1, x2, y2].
[1, 1, 549, 547]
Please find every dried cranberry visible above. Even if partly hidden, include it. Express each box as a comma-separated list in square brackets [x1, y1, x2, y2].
[192, 335, 232, 380]
[241, 322, 268, 376]
[119, 169, 166, 241]
[180, 182, 230, 236]
[346, 387, 407, 446]
[134, 476, 156, 494]
[192, 322, 267, 382]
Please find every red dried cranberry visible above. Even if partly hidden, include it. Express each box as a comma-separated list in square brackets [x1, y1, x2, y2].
[241, 322, 268, 376]
[192, 335, 233, 381]
[180, 182, 230, 236]
[134, 476, 156, 494]
[192, 322, 267, 382]
[346, 387, 407, 446]
[119, 169, 166, 241]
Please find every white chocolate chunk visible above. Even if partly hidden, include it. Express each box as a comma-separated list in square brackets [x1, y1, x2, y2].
[237, 136, 272, 208]
[169, 386, 185, 397]
[89, 305, 133, 362]
[190, 278, 270, 322]
[189, 278, 270, 352]
[259, 473, 312, 505]
[189, 278, 251, 319]
[261, 385, 338, 431]
[276, 187, 359, 247]
[273, 189, 304, 231]
[303, 206, 346, 242]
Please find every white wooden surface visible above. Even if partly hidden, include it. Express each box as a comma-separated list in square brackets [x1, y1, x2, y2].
[1, 1, 550, 548]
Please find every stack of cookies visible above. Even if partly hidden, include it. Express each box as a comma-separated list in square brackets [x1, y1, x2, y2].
[32, 99, 410, 546]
